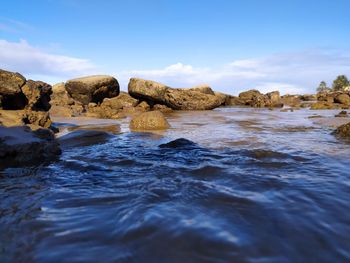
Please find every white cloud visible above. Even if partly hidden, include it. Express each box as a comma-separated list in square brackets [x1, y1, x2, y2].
[118, 49, 350, 95]
[0, 39, 96, 83]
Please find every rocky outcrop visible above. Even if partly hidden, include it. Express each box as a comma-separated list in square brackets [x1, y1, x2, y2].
[335, 111, 348, 117]
[128, 78, 223, 110]
[65, 75, 119, 105]
[129, 111, 170, 130]
[334, 122, 350, 139]
[0, 126, 61, 168]
[238, 90, 283, 108]
[0, 69, 54, 130]
[87, 92, 150, 119]
[314, 91, 350, 109]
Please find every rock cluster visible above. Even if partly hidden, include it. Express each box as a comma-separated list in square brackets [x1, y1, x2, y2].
[0, 69, 53, 130]
[311, 92, 350, 110]
[221, 90, 283, 108]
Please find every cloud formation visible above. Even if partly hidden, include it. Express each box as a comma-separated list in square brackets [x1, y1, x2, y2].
[0, 39, 96, 82]
[118, 49, 350, 95]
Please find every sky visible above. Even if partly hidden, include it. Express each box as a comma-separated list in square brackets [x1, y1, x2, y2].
[1, 0, 350, 95]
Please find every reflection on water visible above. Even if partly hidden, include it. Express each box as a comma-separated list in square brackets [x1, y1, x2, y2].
[1, 108, 350, 263]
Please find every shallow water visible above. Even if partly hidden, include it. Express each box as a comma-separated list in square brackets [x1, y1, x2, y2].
[1, 108, 350, 263]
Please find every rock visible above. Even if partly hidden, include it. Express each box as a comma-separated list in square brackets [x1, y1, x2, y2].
[239, 89, 261, 102]
[334, 94, 350, 105]
[129, 111, 170, 130]
[87, 92, 142, 119]
[0, 126, 61, 168]
[164, 88, 222, 110]
[128, 78, 222, 110]
[22, 80, 52, 111]
[58, 130, 113, 148]
[186, 85, 215, 95]
[159, 138, 198, 149]
[281, 95, 301, 107]
[266, 91, 281, 104]
[152, 104, 173, 113]
[300, 94, 317, 101]
[50, 82, 84, 117]
[334, 122, 350, 139]
[0, 69, 28, 109]
[0, 110, 52, 130]
[128, 78, 169, 104]
[214, 92, 229, 106]
[65, 75, 119, 105]
[224, 95, 245, 106]
[310, 101, 342, 110]
[335, 111, 348, 117]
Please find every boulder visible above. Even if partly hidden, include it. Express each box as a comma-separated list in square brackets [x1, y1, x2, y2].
[334, 93, 350, 105]
[0, 69, 28, 109]
[22, 80, 52, 111]
[0, 126, 61, 168]
[152, 104, 173, 113]
[129, 111, 170, 130]
[266, 91, 281, 104]
[310, 101, 342, 110]
[128, 78, 223, 110]
[281, 95, 301, 107]
[65, 75, 119, 105]
[334, 122, 350, 139]
[164, 88, 222, 110]
[50, 82, 84, 117]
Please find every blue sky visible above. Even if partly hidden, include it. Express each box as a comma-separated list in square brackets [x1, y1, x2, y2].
[1, 0, 350, 94]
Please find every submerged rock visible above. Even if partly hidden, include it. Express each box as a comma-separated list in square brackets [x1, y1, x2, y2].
[65, 75, 119, 105]
[128, 78, 223, 110]
[159, 138, 198, 149]
[335, 111, 348, 118]
[0, 126, 61, 168]
[58, 130, 113, 148]
[129, 111, 170, 130]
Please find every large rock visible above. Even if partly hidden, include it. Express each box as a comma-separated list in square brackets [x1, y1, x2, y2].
[0, 126, 61, 168]
[266, 91, 281, 104]
[334, 93, 350, 105]
[334, 122, 350, 139]
[128, 78, 222, 110]
[22, 80, 52, 111]
[65, 75, 119, 105]
[0, 69, 28, 109]
[129, 111, 170, 130]
[0, 110, 52, 130]
[186, 85, 215, 95]
[50, 82, 84, 117]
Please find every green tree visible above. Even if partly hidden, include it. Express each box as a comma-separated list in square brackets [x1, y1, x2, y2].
[316, 81, 331, 93]
[332, 75, 349, 91]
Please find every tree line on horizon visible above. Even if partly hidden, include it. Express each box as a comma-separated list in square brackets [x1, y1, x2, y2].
[317, 75, 350, 93]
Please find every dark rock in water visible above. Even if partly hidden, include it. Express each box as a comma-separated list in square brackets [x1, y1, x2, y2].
[334, 122, 350, 139]
[58, 130, 113, 148]
[159, 138, 198, 149]
[335, 111, 348, 118]
[0, 126, 61, 168]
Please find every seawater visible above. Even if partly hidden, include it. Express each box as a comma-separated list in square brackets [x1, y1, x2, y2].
[1, 108, 350, 263]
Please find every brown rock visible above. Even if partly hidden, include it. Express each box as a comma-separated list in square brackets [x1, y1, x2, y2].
[129, 111, 170, 130]
[22, 80, 52, 111]
[334, 122, 350, 139]
[65, 75, 119, 104]
[334, 94, 350, 105]
[153, 104, 173, 113]
[128, 78, 168, 104]
[335, 111, 348, 118]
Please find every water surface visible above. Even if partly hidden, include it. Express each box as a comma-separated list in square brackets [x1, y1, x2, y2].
[1, 108, 350, 263]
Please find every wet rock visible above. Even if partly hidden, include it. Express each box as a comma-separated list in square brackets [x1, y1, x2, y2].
[0, 126, 61, 168]
[334, 122, 350, 139]
[58, 130, 113, 148]
[335, 111, 348, 118]
[159, 138, 198, 149]
[65, 75, 119, 105]
[128, 78, 222, 110]
[129, 111, 170, 130]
